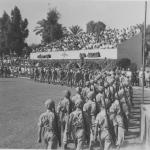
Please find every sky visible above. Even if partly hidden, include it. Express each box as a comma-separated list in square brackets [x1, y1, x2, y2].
[0, 0, 150, 45]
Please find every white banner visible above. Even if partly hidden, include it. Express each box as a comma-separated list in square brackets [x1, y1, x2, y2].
[30, 48, 117, 60]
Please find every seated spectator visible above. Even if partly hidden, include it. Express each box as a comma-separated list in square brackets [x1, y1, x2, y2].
[32, 25, 140, 53]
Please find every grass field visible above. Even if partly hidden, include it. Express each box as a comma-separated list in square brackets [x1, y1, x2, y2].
[0, 78, 75, 148]
[0, 78, 150, 149]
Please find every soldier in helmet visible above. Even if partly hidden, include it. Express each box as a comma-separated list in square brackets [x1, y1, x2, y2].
[67, 69, 73, 87]
[34, 67, 39, 82]
[38, 99, 58, 149]
[84, 70, 90, 84]
[47, 67, 52, 84]
[57, 90, 73, 149]
[72, 87, 84, 107]
[95, 86, 104, 114]
[81, 81, 91, 102]
[83, 91, 97, 150]
[94, 98, 112, 150]
[68, 98, 90, 150]
[109, 92, 126, 150]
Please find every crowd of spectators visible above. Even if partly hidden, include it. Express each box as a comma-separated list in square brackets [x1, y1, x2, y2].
[32, 25, 140, 53]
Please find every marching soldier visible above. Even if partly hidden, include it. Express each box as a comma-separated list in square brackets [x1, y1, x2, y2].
[38, 99, 59, 149]
[68, 98, 90, 150]
[82, 81, 91, 102]
[57, 90, 73, 149]
[109, 92, 127, 150]
[72, 87, 84, 106]
[84, 70, 90, 84]
[95, 86, 104, 114]
[94, 98, 112, 150]
[83, 91, 97, 150]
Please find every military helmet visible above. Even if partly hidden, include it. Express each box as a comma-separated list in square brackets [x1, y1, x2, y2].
[85, 81, 90, 86]
[76, 87, 82, 93]
[75, 99, 83, 108]
[95, 74, 101, 81]
[64, 90, 71, 98]
[96, 93, 104, 102]
[45, 99, 55, 110]
[104, 82, 109, 88]
[90, 80, 94, 84]
[97, 86, 104, 93]
[87, 91, 94, 99]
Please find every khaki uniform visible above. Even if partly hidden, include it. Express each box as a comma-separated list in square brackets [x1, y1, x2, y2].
[68, 109, 88, 150]
[96, 92, 104, 113]
[57, 97, 73, 146]
[81, 87, 90, 101]
[95, 109, 112, 150]
[83, 100, 96, 150]
[72, 94, 83, 105]
[109, 99, 125, 148]
[38, 110, 58, 149]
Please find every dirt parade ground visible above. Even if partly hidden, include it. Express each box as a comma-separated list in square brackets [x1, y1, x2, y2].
[0, 78, 150, 149]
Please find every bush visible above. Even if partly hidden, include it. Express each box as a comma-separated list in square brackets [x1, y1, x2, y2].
[116, 58, 131, 69]
[67, 61, 80, 69]
[83, 61, 101, 70]
[130, 63, 137, 72]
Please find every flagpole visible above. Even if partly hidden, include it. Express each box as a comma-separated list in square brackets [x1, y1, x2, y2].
[142, 1, 147, 104]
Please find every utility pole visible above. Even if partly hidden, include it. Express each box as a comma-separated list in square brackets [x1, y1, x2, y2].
[142, 1, 147, 104]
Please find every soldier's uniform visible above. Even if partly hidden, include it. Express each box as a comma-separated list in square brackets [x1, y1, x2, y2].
[38, 99, 58, 149]
[72, 87, 84, 107]
[75, 70, 81, 87]
[57, 90, 73, 149]
[47, 68, 52, 84]
[81, 82, 91, 102]
[34, 67, 39, 81]
[84, 70, 90, 82]
[40, 67, 45, 82]
[95, 86, 104, 113]
[68, 99, 90, 150]
[104, 82, 113, 109]
[94, 108, 112, 150]
[83, 92, 97, 150]
[109, 94, 126, 150]
[52, 69, 57, 84]
[67, 70, 73, 87]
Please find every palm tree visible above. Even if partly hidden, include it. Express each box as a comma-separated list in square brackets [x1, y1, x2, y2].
[69, 25, 83, 35]
[62, 26, 70, 36]
[33, 19, 47, 36]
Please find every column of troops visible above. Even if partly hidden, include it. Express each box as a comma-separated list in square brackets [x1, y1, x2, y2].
[38, 70, 133, 150]
[32, 67, 94, 87]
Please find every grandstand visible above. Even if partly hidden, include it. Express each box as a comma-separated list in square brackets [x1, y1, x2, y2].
[31, 26, 140, 53]
[30, 25, 143, 68]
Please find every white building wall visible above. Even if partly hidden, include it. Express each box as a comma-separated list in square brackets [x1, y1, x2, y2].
[30, 48, 118, 60]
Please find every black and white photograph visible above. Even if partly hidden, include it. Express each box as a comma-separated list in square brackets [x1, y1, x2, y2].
[0, 0, 150, 149]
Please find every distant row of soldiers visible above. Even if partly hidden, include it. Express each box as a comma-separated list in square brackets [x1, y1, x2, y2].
[32, 67, 94, 87]
[38, 70, 133, 150]
[0, 66, 11, 78]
